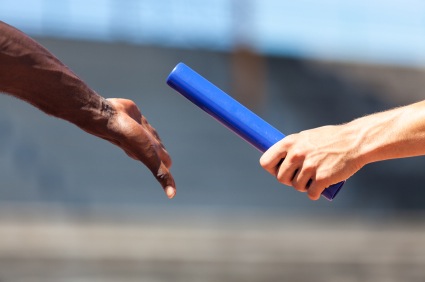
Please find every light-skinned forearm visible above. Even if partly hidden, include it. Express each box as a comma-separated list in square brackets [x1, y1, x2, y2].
[350, 100, 425, 166]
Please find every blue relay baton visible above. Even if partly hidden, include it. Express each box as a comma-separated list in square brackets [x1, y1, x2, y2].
[167, 62, 344, 200]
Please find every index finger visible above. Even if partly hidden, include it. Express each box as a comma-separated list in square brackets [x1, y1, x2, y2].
[259, 139, 288, 175]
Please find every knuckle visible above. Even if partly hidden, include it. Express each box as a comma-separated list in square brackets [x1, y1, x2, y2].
[284, 134, 297, 145]
[288, 150, 305, 164]
[308, 192, 321, 201]
[276, 174, 291, 186]
[314, 175, 328, 188]
[293, 182, 306, 192]
[307, 180, 328, 200]
[290, 150, 303, 161]
[292, 178, 308, 192]
[307, 186, 321, 200]
[302, 161, 316, 173]
[259, 156, 269, 168]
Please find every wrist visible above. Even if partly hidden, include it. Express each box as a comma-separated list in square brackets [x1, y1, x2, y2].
[350, 108, 402, 166]
[69, 96, 117, 137]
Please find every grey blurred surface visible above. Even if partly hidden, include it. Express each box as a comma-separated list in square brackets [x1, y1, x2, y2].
[1, 37, 425, 281]
[0, 207, 424, 282]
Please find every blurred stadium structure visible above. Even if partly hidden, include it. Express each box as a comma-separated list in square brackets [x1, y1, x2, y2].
[1, 1, 425, 281]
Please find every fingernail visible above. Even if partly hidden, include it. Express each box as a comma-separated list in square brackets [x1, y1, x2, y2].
[165, 186, 176, 199]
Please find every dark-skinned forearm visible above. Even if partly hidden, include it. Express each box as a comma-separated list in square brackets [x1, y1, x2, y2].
[0, 21, 113, 130]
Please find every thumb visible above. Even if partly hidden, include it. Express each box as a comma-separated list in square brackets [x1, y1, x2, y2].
[153, 162, 176, 199]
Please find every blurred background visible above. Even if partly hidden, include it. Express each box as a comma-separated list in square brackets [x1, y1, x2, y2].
[1, 0, 425, 281]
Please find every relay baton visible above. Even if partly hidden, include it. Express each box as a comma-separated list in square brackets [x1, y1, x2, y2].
[166, 62, 344, 200]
